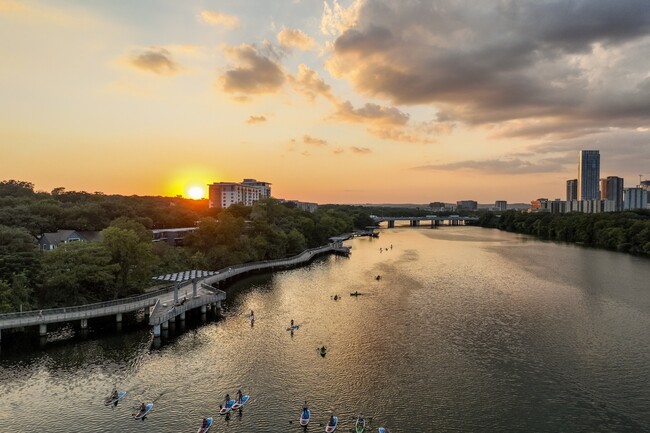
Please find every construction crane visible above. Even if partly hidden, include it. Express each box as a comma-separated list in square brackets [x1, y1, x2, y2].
[639, 174, 649, 186]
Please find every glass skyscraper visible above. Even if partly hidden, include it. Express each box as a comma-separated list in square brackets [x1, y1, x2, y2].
[578, 150, 600, 200]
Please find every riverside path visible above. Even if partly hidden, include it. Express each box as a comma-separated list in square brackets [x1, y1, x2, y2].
[0, 241, 350, 343]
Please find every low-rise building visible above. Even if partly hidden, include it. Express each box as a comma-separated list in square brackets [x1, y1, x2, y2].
[38, 230, 102, 250]
[456, 200, 478, 211]
[152, 227, 197, 246]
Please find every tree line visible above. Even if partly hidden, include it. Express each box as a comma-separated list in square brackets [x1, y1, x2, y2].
[0, 180, 367, 312]
[476, 209, 650, 255]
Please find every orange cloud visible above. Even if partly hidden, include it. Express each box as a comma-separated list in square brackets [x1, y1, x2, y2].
[303, 135, 328, 146]
[289, 64, 336, 102]
[246, 115, 267, 124]
[199, 10, 240, 29]
[128, 48, 181, 75]
[277, 28, 316, 50]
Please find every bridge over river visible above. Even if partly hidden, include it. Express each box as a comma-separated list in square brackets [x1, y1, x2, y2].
[371, 215, 479, 228]
[0, 242, 349, 343]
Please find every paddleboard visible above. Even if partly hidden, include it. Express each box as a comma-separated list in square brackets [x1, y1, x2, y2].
[134, 403, 153, 420]
[231, 395, 249, 410]
[219, 400, 235, 415]
[104, 391, 126, 406]
[286, 325, 300, 331]
[325, 416, 338, 433]
[197, 417, 213, 433]
[300, 408, 310, 426]
[355, 416, 366, 433]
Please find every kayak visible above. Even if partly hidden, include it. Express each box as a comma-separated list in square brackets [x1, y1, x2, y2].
[355, 416, 366, 433]
[197, 417, 213, 433]
[104, 391, 126, 406]
[219, 399, 235, 415]
[325, 416, 338, 433]
[134, 403, 153, 420]
[300, 408, 310, 426]
[350, 292, 361, 296]
[231, 395, 250, 410]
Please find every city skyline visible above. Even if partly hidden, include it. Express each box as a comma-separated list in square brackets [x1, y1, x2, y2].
[2, 0, 650, 203]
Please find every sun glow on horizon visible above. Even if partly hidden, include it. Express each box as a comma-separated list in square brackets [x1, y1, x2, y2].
[187, 185, 205, 200]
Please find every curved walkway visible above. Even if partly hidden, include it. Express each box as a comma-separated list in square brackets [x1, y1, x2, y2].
[0, 241, 350, 342]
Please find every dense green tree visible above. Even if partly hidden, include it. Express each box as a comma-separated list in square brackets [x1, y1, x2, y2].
[102, 221, 158, 297]
[38, 242, 118, 307]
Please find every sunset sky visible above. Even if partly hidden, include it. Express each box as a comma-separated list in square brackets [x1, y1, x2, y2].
[2, 0, 649, 204]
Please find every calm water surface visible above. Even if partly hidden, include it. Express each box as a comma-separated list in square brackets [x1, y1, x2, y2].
[2, 227, 650, 432]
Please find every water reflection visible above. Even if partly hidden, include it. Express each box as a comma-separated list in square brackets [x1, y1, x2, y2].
[2, 227, 650, 432]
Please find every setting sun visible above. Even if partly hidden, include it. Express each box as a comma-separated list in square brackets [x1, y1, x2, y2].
[187, 185, 205, 200]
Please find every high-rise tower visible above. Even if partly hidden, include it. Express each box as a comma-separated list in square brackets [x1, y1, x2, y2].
[566, 179, 577, 201]
[578, 150, 600, 200]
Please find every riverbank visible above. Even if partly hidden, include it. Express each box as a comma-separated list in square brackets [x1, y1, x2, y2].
[477, 209, 650, 256]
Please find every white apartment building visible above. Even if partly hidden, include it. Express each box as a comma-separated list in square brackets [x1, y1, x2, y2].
[208, 181, 263, 209]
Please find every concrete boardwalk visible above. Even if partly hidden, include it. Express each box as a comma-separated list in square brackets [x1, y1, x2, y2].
[0, 241, 349, 342]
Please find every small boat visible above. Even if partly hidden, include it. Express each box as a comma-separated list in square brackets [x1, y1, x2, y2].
[325, 416, 338, 433]
[231, 395, 250, 410]
[319, 347, 327, 357]
[355, 415, 366, 433]
[300, 408, 310, 426]
[104, 391, 126, 406]
[197, 417, 213, 433]
[134, 403, 153, 420]
[350, 292, 362, 296]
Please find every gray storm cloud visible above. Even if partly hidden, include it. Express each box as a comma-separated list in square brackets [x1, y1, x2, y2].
[327, 0, 650, 138]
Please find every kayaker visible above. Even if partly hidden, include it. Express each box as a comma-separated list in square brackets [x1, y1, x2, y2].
[225, 394, 230, 404]
[290, 319, 294, 328]
[237, 389, 243, 403]
[110, 389, 118, 400]
[139, 402, 146, 413]
[328, 415, 335, 426]
[303, 400, 309, 415]
[202, 418, 208, 428]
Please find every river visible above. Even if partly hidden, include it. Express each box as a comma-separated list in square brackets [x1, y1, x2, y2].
[2, 226, 650, 432]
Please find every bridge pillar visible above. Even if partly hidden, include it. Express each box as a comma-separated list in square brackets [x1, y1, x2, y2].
[153, 325, 161, 337]
[200, 305, 207, 314]
[39, 324, 47, 336]
[179, 311, 186, 321]
[115, 313, 122, 323]
[413, 220, 419, 226]
[388, 221, 395, 228]
[80, 319, 88, 329]
[0, 329, 2, 342]
[161, 320, 169, 330]
[192, 279, 198, 298]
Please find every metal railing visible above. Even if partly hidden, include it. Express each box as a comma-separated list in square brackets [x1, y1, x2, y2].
[0, 286, 171, 322]
[0, 241, 343, 328]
